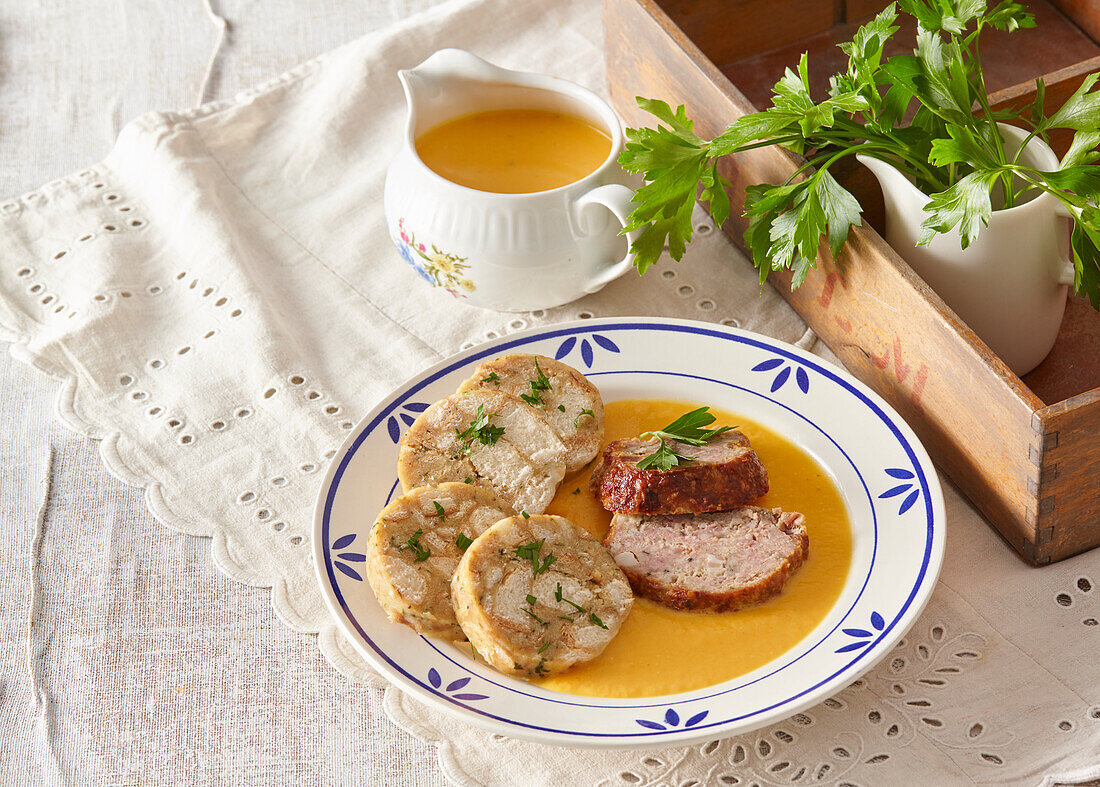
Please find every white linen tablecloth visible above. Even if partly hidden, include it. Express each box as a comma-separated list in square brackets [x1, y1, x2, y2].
[1, 1, 1098, 784]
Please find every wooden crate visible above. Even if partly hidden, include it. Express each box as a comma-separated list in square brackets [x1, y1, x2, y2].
[603, 0, 1100, 564]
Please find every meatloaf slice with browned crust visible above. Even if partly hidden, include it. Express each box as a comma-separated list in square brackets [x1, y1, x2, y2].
[603, 507, 808, 612]
[591, 430, 768, 514]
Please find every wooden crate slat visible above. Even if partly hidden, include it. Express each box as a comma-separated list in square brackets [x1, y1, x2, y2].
[656, 0, 838, 68]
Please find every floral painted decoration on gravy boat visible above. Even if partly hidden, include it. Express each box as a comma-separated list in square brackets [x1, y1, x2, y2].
[394, 218, 476, 298]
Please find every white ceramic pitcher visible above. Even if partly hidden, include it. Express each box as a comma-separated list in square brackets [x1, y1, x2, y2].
[858, 124, 1075, 376]
[383, 49, 639, 312]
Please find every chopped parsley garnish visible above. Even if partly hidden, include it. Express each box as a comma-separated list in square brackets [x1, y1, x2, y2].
[481, 371, 501, 385]
[554, 582, 608, 629]
[404, 528, 430, 562]
[523, 607, 546, 625]
[463, 476, 473, 484]
[526, 594, 538, 605]
[455, 532, 474, 551]
[471, 644, 478, 662]
[538, 641, 551, 654]
[521, 511, 530, 519]
[572, 488, 581, 495]
[530, 359, 552, 391]
[454, 404, 505, 456]
[635, 406, 735, 471]
[574, 408, 594, 428]
[520, 391, 544, 406]
[520, 359, 553, 406]
[432, 501, 445, 521]
[557, 404, 566, 412]
[515, 539, 556, 577]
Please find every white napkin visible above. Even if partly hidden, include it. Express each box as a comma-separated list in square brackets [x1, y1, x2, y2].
[2, 0, 1097, 784]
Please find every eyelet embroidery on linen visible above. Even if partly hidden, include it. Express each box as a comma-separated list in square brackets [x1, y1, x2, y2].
[871, 625, 1014, 767]
[1055, 574, 1095, 626]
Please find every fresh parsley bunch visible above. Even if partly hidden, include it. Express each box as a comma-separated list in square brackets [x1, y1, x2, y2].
[619, 0, 1100, 308]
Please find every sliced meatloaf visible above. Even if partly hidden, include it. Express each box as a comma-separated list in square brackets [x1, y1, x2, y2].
[591, 430, 768, 514]
[603, 507, 808, 612]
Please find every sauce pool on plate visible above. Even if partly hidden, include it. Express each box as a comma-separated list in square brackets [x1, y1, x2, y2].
[414, 108, 612, 194]
[535, 399, 853, 698]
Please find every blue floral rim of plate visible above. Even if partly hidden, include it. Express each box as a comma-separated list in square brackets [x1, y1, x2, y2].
[318, 321, 937, 739]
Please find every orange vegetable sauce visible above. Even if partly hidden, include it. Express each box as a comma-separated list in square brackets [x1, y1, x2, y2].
[415, 109, 611, 193]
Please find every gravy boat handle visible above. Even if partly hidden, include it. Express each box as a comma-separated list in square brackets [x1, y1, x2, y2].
[575, 184, 640, 294]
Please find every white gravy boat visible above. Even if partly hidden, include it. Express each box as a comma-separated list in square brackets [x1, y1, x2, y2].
[383, 49, 638, 312]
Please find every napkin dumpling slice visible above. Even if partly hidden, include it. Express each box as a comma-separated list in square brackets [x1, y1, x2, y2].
[451, 513, 633, 677]
[457, 353, 604, 473]
[398, 390, 568, 515]
[366, 482, 515, 640]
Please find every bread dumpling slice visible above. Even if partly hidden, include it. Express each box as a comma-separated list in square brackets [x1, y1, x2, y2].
[451, 514, 633, 678]
[398, 390, 568, 515]
[457, 353, 604, 473]
[365, 482, 515, 640]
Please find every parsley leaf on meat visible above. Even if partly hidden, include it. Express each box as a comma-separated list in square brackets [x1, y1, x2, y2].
[635, 406, 735, 470]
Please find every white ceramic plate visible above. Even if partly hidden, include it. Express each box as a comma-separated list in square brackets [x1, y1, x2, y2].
[312, 317, 945, 748]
